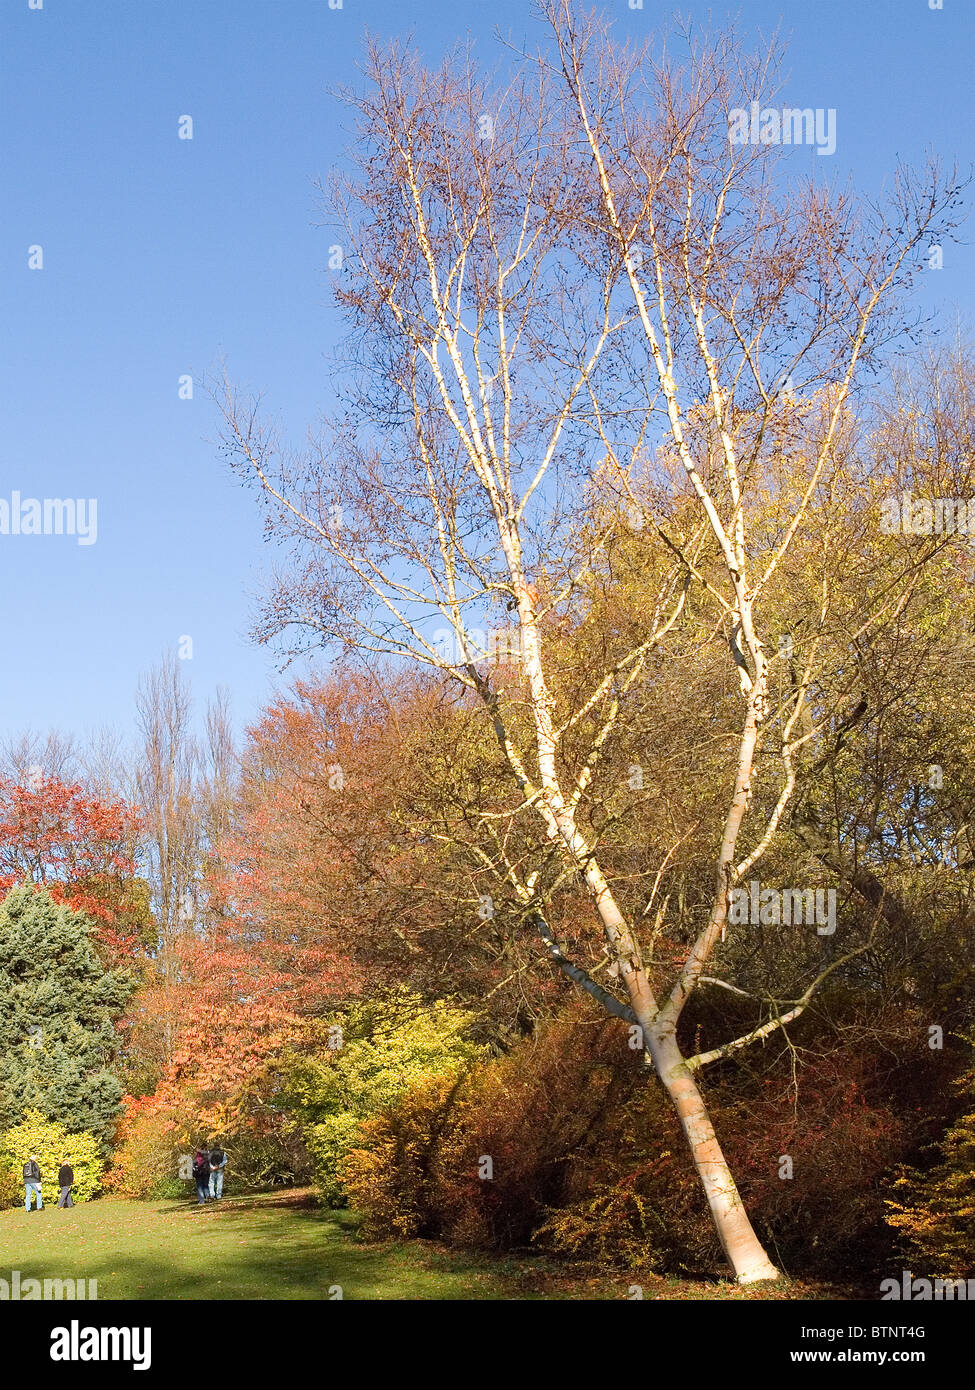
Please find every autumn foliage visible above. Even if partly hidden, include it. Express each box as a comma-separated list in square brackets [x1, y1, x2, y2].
[0, 775, 147, 958]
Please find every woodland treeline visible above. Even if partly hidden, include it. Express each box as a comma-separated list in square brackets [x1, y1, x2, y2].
[2, 3, 974, 1286]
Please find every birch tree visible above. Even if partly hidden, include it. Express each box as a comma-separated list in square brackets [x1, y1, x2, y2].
[217, 12, 962, 1281]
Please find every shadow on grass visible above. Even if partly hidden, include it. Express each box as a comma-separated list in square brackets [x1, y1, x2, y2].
[154, 1190, 322, 1218]
[43, 1233, 525, 1301]
[1, 1191, 539, 1300]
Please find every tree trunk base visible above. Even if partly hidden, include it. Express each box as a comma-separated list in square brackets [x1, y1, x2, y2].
[736, 1258, 782, 1284]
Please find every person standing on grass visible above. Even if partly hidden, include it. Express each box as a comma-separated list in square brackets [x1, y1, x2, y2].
[57, 1160, 75, 1207]
[208, 1144, 228, 1201]
[23, 1154, 43, 1212]
[192, 1146, 210, 1205]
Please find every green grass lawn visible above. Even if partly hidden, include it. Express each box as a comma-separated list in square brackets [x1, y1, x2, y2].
[0, 1188, 836, 1300]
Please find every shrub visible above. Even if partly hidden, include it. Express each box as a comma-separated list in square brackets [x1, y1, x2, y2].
[531, 1092, 714, 1272]
[0, 1109, 103, 1205]
[886, 1050, 975, 1275]
[281, 991, 486, 1205]
[430, 1015, 656, 1253]
[714, 1050, 908, 1276]
[102, 1095, 185, 1199]
[336, 997, 923, 1278]
[340, 1072, 466, 1238]
[105, 1084, 312, 1200]
[0, 1163, 21, 1209]
[341, 1000, 714, 1266]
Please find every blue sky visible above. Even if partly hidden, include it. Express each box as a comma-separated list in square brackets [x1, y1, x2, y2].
[0, 0, 972, 748]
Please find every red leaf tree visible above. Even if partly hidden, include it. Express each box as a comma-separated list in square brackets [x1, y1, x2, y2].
[0, 775, 148, 958]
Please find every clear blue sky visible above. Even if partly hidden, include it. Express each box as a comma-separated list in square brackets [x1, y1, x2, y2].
[1, 0, 972, 746]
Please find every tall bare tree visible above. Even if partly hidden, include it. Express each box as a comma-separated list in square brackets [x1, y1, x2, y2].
[135, 652, 201, 954]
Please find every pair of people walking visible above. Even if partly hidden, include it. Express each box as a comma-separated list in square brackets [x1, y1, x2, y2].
[192, 1145, 228, 1204]
[22, 1155, 75, 1211]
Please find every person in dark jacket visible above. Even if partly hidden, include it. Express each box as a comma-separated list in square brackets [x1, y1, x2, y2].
[192, 1147, 210, 1204]
[57, 1162, 75, 1207]
[208, 1144, 228, 1200]
[23, 1155, 43, 1212]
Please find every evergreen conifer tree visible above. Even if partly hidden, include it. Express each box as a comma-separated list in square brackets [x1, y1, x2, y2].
[0, 884, 133, 1139]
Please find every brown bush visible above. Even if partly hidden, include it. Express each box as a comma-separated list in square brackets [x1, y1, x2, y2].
[713, 1052, 908, 1275]
[342, 1000, 714, 1265]
[340, 997, 929, 1277]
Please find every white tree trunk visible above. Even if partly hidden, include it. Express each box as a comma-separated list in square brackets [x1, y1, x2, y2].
[649, 1030, 780, 1283]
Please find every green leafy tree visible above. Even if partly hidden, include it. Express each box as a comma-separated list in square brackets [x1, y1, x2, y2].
[0, 884, 133, 1139]
[0, 1109, 103, 1205]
